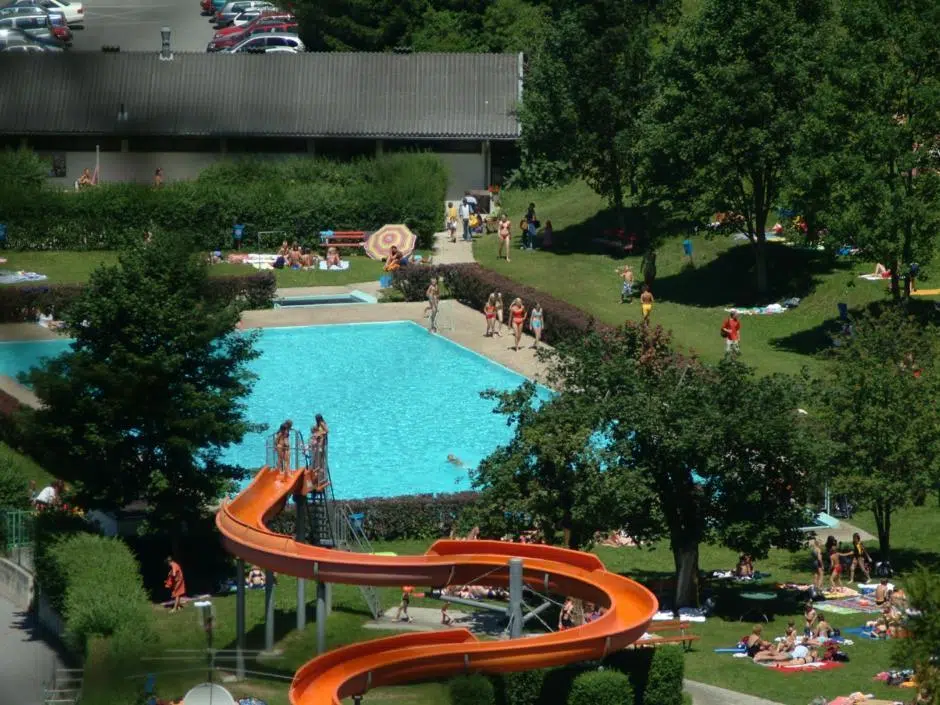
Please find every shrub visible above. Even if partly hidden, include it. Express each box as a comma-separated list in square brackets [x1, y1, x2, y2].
[392, 264, 613, 346]
[0, 154, 447, 251]
[0, 457, 30, 510]
[449, 674, 496, 705]
[603, 649, 653, 705]
[567, 669, 633, 705]
[33, 510, 96, 613]
[499, 669, 547, 705]
[49, 533, 155, 653]
[269, 491, 480, 541]
[644, 647, 685, 705]
[0, 273, 275, 324]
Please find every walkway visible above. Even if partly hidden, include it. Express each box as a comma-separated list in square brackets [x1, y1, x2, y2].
[0, 596, 63, 705]
[684, 680, 786, 705]
[431, 230, 477, 265]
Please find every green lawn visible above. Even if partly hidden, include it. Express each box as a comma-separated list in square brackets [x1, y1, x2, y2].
[79, 505, 940, 705]
[485, 182, 937, 376]
[0, 440, 52, 487]
[2, 250, 395, 288]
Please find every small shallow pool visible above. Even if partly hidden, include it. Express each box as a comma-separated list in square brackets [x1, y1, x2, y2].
[0, 322, 548, 498]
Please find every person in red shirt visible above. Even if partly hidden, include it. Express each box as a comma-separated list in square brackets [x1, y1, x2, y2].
[722, 311, 741, 353]
[165, 556, 186, 613]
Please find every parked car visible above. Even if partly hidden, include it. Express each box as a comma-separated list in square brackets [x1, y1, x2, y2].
[212, 0, 273, 26]
[0, 0, 83, 25]
[0, 11, 68, 45]
[201, 0, 266, 16]
[223, 32, 304, 53]
[213, 10, 291, 36]
[2, 40, 60, 50]
[0, 25, 63, 48]
[207, 19, 296, 51]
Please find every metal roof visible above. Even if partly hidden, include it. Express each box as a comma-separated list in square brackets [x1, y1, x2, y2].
[0, 52, 522, 139]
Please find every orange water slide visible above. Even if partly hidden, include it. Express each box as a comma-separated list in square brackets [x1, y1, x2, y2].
[216, 468, 659, 705]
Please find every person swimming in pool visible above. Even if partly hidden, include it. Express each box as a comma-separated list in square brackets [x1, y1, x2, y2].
[529, 302, 544, 348]
[447, 454, 464, 467]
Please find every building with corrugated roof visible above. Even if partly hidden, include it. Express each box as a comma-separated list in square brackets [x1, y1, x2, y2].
[0, 51, 522, 198]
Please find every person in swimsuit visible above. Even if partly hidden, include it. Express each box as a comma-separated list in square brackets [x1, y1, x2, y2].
[744, 625, 771, 657]
[395, 586, 414, 622]
[509, 298, 526, 351]
[164, 556, 187, 613]
[828, 542, 853, 590]
[384, 245, 404, 272]
[246, 565, 266, 588]
[425, 277, 440, 333]
[849, 532, 872, 584]
[497, 214, 512, 262]
[288, 242, 303, 269]
[274, 420, 292, 475]
[810, 537, 825, 591]
[483, 294, 497, 337]
[618, 265, 634, 302]
[874, 578, 890, 605]
[558, 597, 575, 630]
[326, 246, 342, 268]
[529, 302, 544, 348]
[754, 644, 817, 664]
[640, 286, 654, 324]
[310, 414, 328, 471]
[277, 240, 290, 258]
[803, 601, 818, 636]
[495, 293, 505, 336]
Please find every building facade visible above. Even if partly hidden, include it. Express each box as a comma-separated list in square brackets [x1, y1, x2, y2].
[0, 52, 522, 198]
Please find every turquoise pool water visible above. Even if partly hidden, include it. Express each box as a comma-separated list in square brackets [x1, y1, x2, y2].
[0, 323, 544, 498]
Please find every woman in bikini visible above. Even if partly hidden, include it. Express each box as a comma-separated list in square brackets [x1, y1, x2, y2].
[849, 532, 872, 584]
[425, 277, 440, 333]
[529, 302, 544, 348]
[274, 420, 292, 474]
[509, 298, 526, 351]
[744, 625, 772, 657]
[494, 293, 505, 336]
[483, 294, 497, 337]
[640, 286, 654, 324]
[754, 644, 818, 665]
[810, 537, 825, 591]
[497, 214, 512, 262]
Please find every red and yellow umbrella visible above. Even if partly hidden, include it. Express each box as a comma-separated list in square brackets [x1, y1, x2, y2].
[365, 224, 417, 260]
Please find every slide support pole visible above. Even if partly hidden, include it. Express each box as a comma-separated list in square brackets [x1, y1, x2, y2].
[509, 558, 524, 639]
[316, 581, 327, 654]
[264, 570, 275, 652]
[235, 559, 246, 680]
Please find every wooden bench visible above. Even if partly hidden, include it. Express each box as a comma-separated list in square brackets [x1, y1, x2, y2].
[637, 620, 699, 651]
[321, 231, 367, 249]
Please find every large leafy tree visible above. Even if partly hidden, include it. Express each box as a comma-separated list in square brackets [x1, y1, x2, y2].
[639, 0, 834, 294]
[826, 0, 940, 299]
[20, 235, 261, 536]
[475, 324, 819, 606]
[292, 0, 421, 51]
[820, 305, 940, 558]
[519, 0, 677, 221]
[893, 567, 940, 701]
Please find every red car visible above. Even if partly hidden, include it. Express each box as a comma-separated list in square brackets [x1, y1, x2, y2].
[212, 12, 291, 39]
[206, 19, 297, 51]
[50, 22, 70, 42]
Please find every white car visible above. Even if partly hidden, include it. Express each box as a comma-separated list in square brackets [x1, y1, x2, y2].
[1, 0, 84, 25]
[224, 32, 303, 53]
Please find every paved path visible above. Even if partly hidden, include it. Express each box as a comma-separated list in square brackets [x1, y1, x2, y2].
[432, 230, 477, 265]
[0, 596, 63, 705]
[684, 680, 786, 705]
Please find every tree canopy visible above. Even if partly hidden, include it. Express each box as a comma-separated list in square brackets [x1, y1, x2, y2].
[473, 323, 820, 606]
[639, 0, 835, 294]
[20, 235, 260, 534]
[820, 305, 940, 558]
[893, 567, 940, 701]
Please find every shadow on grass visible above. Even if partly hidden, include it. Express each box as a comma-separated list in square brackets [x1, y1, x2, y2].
[654, 243, 851, 308]
[546, 206, 656, 259]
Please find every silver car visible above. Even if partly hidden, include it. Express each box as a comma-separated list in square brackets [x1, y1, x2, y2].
[224, 32, 303, 53]
[0, 12, 62, 44]
[0, 25, 61, 48]
[213, 0, 273, 28]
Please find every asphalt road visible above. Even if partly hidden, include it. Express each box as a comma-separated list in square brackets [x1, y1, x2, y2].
[0, 596, 64, 705]
[70, 0, 216, 52]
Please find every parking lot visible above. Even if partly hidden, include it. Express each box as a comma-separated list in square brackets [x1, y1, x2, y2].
[70, 0, 216, 52]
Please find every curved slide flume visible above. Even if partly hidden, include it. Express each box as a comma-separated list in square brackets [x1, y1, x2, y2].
[216, 468, 659, 705]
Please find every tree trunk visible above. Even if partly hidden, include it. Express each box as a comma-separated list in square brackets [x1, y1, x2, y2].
[890, 260, 901, 300]
[873, 500, 891, 559]
[672, 541, 700, 610]
[752, 237, 769, 296]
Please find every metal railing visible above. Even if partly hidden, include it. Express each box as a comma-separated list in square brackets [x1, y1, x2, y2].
[265, 428, 306, 471]
[43, 668, 83, 705]
[1, 508, 34, 569]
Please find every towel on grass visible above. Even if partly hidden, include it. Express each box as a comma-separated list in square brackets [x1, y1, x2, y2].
[765, 660, 843, 673]
[724, 304, 787, 315]
[911, 288, 940, 296]
[859, 274, 888, 281]
[319, 260, 351, 271]
[0, 270, 47, 285]
[823, 596, 883, 614]
[652, 607, 707, 622]
[822, 586, 859, 599]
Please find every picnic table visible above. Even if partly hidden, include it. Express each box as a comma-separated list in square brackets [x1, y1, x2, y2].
[738, 591, 777, 622]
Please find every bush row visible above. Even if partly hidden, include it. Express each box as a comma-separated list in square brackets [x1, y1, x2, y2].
[392, 263, 613, 346]
[269, 491, 480, 541]
[450, 646, 684, 705]
[0, 153, 448, 251]
[0, 272, 276, 323]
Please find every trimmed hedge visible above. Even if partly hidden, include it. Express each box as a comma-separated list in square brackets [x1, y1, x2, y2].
[567, 670, 633, 705]
[644, 647, 685, 705]
[33, 510, 96, 614]
[0, 272, 276, 323]
[392, 263, 613, 346]
[269, 491, 480, 541]
[0, 154, 447, 251]
[449, 674, 496, 705]
[46, 533, 155, 653]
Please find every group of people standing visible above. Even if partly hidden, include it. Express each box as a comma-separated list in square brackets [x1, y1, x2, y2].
[274, 416, 329, 475]
[809, 533, 873, 591]
[482, 293, 544, 350]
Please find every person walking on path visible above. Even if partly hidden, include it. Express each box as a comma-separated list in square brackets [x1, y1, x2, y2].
[458, 199, 472, 242]
[509, 298, 526, 351]
[721, 311, 741, 353]
[446, 202, 458, 243]
[165, 556, 187, 613]
[639, 286, 654, 325]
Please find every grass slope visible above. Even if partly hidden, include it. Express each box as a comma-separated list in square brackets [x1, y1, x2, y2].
[484, 182, 937, 376]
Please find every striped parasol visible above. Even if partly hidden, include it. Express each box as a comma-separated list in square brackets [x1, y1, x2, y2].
[364, 224, 417, 260]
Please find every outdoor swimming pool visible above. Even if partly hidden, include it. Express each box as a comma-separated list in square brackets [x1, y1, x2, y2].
[0, 322, 547, 498]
